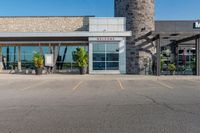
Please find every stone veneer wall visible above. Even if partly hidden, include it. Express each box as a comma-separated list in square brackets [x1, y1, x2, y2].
[0, 16, 90, 32]
[115, 0, 156, 75]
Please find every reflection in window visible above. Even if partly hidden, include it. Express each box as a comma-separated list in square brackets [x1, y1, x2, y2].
[93, 44, 105, 52]
[106, 53, 119, 61]
[106, 62, 119, 70]
[93, 62, 105, 70]
[92, 43, 119, 71]
[93, 53, 105, 61]
[106, 44, 119, 52]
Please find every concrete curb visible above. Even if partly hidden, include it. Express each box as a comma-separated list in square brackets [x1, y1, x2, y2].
[0, 74, 200, 81]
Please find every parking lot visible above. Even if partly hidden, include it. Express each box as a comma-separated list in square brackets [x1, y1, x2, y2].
[0, 75, 200, 133]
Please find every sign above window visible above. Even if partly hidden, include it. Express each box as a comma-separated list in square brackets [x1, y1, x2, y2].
[97, 37, 115, 41]
[194, 22, 200, 29]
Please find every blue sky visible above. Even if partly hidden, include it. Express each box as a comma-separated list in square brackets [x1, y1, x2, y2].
[0, 0, 199, 20]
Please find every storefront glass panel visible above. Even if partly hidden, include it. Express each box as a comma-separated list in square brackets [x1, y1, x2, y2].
[161, 44, 196, 75]
[92, 43, 119, 71]
[1, 45, 88, 74]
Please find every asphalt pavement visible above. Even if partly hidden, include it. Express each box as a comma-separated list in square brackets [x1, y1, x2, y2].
[0, 75, 200, 133]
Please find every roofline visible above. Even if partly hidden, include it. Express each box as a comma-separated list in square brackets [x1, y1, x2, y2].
[0, 16, 95, 18]
[0, 31, 132, 37]
[155, 20, 200, 22]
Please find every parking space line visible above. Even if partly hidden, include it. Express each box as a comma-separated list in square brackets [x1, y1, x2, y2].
[117, 79, 125, 90]
[21, 80, 49, 91]
[0, 80, 17, 87]
[154, 81, 174, 90]
[72, 81, 83, 91]
[187, 79, 200, 83]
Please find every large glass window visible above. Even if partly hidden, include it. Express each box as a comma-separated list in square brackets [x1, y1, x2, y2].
[161, 45, 196, 75]
[92, 43, 119, 71]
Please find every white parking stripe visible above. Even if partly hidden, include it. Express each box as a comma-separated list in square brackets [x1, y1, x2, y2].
[187, 79, 200, 83]
[72, 81, 83, 91]
[21, 80, 49, 91]
[0, 80, 17, 87]
[154, 80, 174, 90]
[117, 79, 125, 90]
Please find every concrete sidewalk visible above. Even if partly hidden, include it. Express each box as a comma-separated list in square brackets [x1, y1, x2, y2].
[0, 74, 200, 81]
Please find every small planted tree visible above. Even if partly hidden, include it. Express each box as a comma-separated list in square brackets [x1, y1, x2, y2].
[33, 52, 44, 75]
[168, 64, 176, 75]
[160, 55, 165, 71]
[74, 48, 88, 75]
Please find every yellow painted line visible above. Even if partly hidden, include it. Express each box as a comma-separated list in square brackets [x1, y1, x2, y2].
[21, 80, 48, 91]
[72, 81, 83, 91]
[117, 79, 125, 90]
[154, 81, 174, 90]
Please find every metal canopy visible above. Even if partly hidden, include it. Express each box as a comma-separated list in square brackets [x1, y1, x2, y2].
[151, 31, 200, 76]
[137, 31, 200, 76]
[152, 31, 200, 46]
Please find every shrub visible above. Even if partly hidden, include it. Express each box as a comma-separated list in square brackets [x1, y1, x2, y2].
[168, 64, 176, 74]
[33, 52, 44, 68]
[74, 48, 88, 68]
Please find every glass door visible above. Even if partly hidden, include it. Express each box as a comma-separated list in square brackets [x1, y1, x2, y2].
[92, 42, 119, 71]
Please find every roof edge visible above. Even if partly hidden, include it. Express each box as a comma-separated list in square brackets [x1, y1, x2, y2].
[0, 15, 95, 18]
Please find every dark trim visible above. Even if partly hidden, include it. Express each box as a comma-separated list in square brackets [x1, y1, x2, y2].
[176, 34, 200, 44]
[156, 35, 161, 76]
[196, 38, 200, 76]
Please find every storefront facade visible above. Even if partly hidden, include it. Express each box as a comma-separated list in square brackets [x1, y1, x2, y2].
[0, 17, 131, 74]
[155, 20, 200, 76]
[1, 16, 200, 75]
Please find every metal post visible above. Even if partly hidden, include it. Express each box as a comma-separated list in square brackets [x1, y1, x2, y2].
[0, 46, 2, 71]
[18, 46, 21, 71]
[156, 35, 161, 76]
[196, 37, 200, 76]
[14, 46, 16, 69]
[0, 46, 2, 62]
[6, 46, 9, 69]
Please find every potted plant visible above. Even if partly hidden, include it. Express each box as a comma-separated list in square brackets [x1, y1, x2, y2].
[74, 48, 88, 75]
[168, 64, 176, 75]
[191, 62, 196, 75]
[160, 55, 165, 72]
[33, 52, 44, 75]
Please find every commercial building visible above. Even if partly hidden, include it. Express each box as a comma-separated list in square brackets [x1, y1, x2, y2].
[0, 17, 131, 74]
[115, 0, 200, 76]
[1, 0, 200, 75]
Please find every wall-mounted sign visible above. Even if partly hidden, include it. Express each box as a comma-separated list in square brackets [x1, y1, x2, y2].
[194, 22, 200, 29]
[97, 37, 115, 41]
[45, 54, 54, 67]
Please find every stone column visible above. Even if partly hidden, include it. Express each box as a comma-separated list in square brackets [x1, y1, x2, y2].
[18, 46, 22, 71]
[115, 0, 155, 75]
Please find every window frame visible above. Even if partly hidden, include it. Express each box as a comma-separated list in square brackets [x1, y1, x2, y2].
[92, 42, 120, 71]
